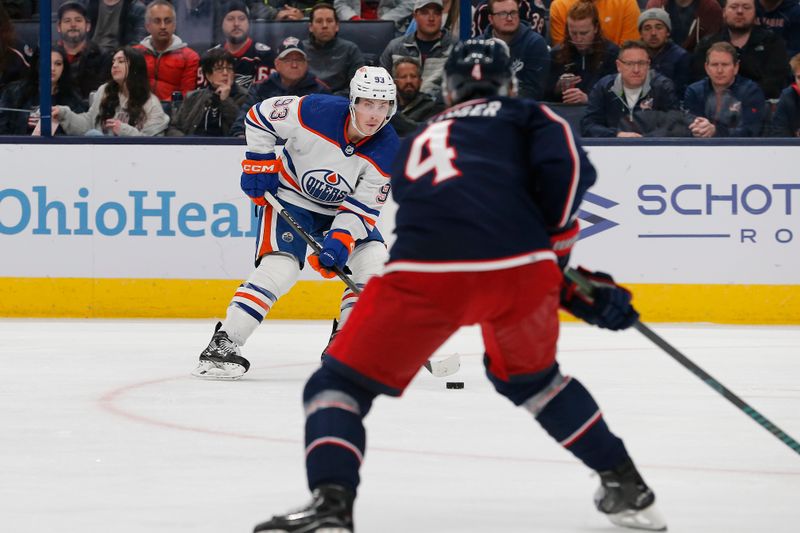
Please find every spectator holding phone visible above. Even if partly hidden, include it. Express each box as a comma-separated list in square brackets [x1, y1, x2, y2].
[547, 0, 619, 104]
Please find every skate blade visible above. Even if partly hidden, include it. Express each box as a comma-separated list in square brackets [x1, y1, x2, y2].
[607, 502, 667, 531]
[191, 360, 246, 381]
[425, 353, 461, 378]
[255, 527, 349, 533]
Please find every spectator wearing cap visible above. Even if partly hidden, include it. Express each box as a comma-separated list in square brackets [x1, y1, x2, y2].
[230, 37, 329, 136]
[684, 41, 767, 137]
[550, 0, 641, 46]
[768, 52, 800, 136]
[56, 2, 110, 103]
[389, 56, 444, 136]
[480, 0, 550, 100]
[335, 0, 416, 34]
[304, 3, 365, 95]
[756, 0, 800, 57]
[547, 0, 619, 104]
[691, 0, 790, 99]
[86, 0, 147, 53]
[207, 0, 275, 90]
[582, 40, 684, 137]
[380, 0, 456, 98]
[168, 48, 248, 136]
[639, 8, 690, 97]
[644, 0, 721, 52]
[134, 0, 201, 101]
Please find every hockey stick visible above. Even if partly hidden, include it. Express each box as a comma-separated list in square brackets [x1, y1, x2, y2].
[565, 267, 800, 457]
[263, 191, 360, 293]
[262, 191, 460, 378]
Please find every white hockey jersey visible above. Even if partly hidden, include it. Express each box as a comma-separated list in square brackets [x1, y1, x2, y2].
[244, 94, 399, 241]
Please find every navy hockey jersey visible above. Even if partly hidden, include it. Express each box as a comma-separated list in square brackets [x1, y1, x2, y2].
[208, 38, 274, 89]
[386, 96, 596, 273]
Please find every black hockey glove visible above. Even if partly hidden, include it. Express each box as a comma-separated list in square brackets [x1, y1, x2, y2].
[561, 267, 639, 331]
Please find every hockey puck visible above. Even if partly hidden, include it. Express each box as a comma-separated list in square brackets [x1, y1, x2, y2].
[446, 381, 464, 389]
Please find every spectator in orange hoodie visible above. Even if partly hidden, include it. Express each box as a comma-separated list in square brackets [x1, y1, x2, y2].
[550, 0, 641, 46]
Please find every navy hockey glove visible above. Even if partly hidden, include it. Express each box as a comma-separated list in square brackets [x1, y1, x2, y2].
[308, 230, 355, 279]
[561, 267, 639, 331]
[241, 152, 283, 206]
[549, 219, 580, 269]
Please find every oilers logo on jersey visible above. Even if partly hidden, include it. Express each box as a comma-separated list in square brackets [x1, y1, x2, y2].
[301, 169, 354, 205]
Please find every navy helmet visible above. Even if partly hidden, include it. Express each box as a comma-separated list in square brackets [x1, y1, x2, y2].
[443, 38, 514, 105]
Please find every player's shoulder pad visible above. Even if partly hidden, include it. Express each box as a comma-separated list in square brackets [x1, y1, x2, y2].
[298, 93, 350, 129]
[301, 93, 349, 113]
[360, 125, 400, 176]
[255, 42, 271, 52]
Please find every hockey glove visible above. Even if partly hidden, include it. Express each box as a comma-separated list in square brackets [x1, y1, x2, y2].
[241, 152, 283, 206]
[561, 267, 639, 331]
[308, 230, 355, 279]
[549, 219, 580, 270]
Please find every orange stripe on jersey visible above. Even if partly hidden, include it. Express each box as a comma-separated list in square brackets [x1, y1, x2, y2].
[234, 291, 270, 312]
[337, 205, 376, 227]
[248, 107, 268, 130]
[355, 152, 390, 177]
[296, 97, 339, 146]
[280, 167, 302, 192]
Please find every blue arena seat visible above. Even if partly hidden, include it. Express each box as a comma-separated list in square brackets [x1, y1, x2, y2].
[545, 103, 588, 135]
[250, 20, 396, 65]
[11, 19, 54, 50]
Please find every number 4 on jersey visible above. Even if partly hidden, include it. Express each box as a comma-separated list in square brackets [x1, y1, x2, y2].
[404, 120, 461, 185]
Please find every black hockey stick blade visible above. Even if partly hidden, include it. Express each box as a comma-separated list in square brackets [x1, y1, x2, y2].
[564, 267, 800, 457]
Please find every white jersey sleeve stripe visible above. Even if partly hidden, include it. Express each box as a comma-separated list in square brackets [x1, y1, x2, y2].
[539, 104, 580, 229]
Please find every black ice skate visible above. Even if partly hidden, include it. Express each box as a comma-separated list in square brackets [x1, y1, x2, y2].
[320, 319, 339, 359]
[191, 322, 250, 380]
[254, 484, 354, 533]
[595, 458, 667, 531]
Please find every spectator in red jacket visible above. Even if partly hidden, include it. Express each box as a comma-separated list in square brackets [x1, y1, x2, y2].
[134, 0, 200, 101]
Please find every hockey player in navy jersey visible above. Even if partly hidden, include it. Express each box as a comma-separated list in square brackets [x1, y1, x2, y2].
[192, 66, 399, 380]
[251, 39, 667, 533]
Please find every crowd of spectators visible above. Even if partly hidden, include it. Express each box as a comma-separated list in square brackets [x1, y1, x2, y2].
[0, 0, 798, 137]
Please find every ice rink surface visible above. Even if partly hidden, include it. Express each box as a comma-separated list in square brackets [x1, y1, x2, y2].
[1, 319, 798, 533]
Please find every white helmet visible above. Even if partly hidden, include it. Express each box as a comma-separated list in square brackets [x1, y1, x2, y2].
[349, 66, 397, 135]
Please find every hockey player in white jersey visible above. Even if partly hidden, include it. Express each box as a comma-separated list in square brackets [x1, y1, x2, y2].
[192, 66, 400, 380]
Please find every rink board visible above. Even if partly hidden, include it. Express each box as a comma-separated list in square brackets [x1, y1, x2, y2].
[1, 142, 799, 323]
